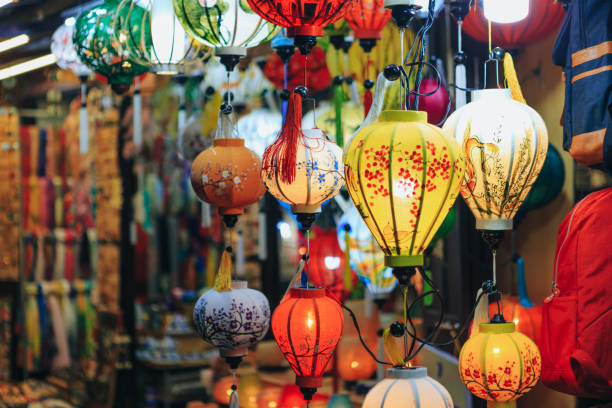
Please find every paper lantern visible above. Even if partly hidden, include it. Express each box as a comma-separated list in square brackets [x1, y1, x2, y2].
[363, 367, 453, 408]
[337, 206, 397, 299]
[344, 110, 465, 272]
[327, 394, 353, 408]
[246, 0, 353, 54]
[264, 45, 332, 93]
[408, 78, 450, 126]
[51, 21, 92, 77]
[307, 225, 357, 303]
[442, 89, 548, 231]
[73, 0, 149, 93]
[173, 0, 277, 62]
[237, 108, 282, 157]
[519, 143, 565, 214]
[113, 0, 205, 75]
[262, 94, 344, 222]
[459, 322, 541, 407]
[257, 385, 283, 408]
[213, 376, 238, 405]
[337, 337, 377, 382]
[302, 101, 363, 145]
[272, 287, 344, 400]
[190, 113, 266, 220]
[463, 0, 565, 50]
[193, 280, 270, 367]
[345, 0, 390, 43]
[238, 373, 262, 408]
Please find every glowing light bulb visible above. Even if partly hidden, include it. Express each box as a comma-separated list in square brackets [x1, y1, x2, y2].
[351, 361, 359, 368]
[514, 318, 520, 324]
[324, 256, 341, 270]
[483, 0, 528, 23]
[493, 347, 500, 354]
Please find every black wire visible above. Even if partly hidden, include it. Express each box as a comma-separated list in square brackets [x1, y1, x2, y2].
[341, 303, 392, 366]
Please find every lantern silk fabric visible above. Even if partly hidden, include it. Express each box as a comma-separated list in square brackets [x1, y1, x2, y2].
[271, 287, 344, 389]
[459, 322, 541, 404]
[344, 0, 390, 40]
[442, 89, 548, 231]
[344, 110, 465, 267]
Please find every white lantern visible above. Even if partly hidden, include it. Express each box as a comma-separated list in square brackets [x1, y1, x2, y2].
[262, 128, 344, 215]
[363, 367, 453, 408]
[193, 280, 270, 366]
[483, 0, 529, 24]
[442, 89, 548, 231]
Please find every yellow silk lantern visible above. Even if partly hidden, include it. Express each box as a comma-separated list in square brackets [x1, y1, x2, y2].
[344, 110, 465, 269]
[459, 322, 541, 407]
[442, 89, 548, 230]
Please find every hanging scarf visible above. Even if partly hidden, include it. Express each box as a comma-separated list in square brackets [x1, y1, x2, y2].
[47, 290, 71, 369]
[24, 283, 40, 372]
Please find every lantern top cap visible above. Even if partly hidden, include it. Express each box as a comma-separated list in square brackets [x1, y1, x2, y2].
[471, 88, 511, 102]
[289, 287, 326, 298]
[379, 110, 427, 123]
[386, 366, 427, 379]
[479, 322, 516, 334]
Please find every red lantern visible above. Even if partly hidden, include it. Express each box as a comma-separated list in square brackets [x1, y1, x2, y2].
[272, 287, 344, 401]
[344, 0, 390, 43]
[463, 0, 565, 50]
[408, 78, 450, 125]
[307, 226, 358, 303]
[246, 0, 353, 54]
[264, 45, 331, 93]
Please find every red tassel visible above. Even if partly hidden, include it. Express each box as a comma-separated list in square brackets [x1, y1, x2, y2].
[262, 93, 303, 184]
[363, 88, 373, 116]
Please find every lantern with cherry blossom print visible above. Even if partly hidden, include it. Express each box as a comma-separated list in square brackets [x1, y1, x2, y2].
[459, 322, 541, 408]
[272, 287, 344, 401]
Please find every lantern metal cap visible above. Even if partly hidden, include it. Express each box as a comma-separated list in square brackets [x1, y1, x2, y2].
[476, 219, 513, 231]
[291, 204, 322, 214]
[471, 88, 511, 102]
[479, 322, 516, 334]
[289, 287, 325, 298]
[385, 254, 424, 267]
[386, 366, 427, 379]
[151, 63, 183, 75]
[213, 138, 245, 147]
[215, 46, 248, 57]
[379, 110, 427, 123]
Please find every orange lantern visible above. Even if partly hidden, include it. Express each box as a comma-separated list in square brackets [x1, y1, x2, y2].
[272, 287, 344, 401]
[459, 322, 541, 407]
[491, 296, 541, 345]
[212, 376, 238, 405]
[336, 337, 377, 382]
[257, 385, 283, 408]
[190, 112, 265, 227]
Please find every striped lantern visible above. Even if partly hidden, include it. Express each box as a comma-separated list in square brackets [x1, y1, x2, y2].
[363, 367, 453, 407]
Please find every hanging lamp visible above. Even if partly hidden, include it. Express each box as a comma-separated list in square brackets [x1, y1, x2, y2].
[73, 0, 149, 94]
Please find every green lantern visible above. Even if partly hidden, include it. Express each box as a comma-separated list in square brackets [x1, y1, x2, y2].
[73, 0, 149, 93]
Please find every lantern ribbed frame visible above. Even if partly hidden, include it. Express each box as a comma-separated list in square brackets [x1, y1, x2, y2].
[73, 0, 149, 86]
[459, 322, 541, 404]
[172, 0, 278, 53]
[112, 0, 207, 75]
[442, 89, 548, 231]
[271, 287, 344, 389]
[344, 0, 391, 40]
[344, 110, 465, 268]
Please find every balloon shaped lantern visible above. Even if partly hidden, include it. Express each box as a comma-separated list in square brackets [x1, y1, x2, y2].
[262, 93, 344, 230]
[51, 21, 92, 154]
[408, 78, 450, 125]
[173, 0, 277, 71]
[114, 0, 205, 75]
[442, 88, 548, 233]
[73, 0, 149, 94]
[272, 287, 344, 401]
[246, 0, 354, 54]
[337, 206, 397, 301]
[463, 0, 565, 50]
[459, 322, 541, 407]
[344, 109, 465, 283]
[363, 367, 453, 408]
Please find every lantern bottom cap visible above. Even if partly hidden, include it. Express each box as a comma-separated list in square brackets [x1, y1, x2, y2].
[487, 401, 517, 408]
[476, 219, 513, 231]
[215, 46, 247, 57]
[291, 204, 321, 214]
[384, 254, 424, 267]
[220, 347, 248, 358]
[296, 375, 322, 389]
[151, 64, 183, 75]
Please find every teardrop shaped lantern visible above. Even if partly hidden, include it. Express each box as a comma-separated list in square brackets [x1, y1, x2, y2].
[459, 322, 541, 407]
[344, 110, 465, 282]
[193, 280, 270, 368]
[73, 0, 149, 94]
[442, 88, 548, 232]
[363, 367, 453, 408]
[271, 287, 344, 401]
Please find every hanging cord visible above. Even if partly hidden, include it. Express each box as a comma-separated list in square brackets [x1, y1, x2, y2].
[228, 371, 239, 408]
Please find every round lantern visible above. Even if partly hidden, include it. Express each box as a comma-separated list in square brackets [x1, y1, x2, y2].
[190, 113, 266, 224]
[113, 0, 205, 75]
[271, 287, 344, 400]
[344, 110, 465, 274]
[307, 225, 358, 303]
[173, 0, 277, 70]
[51, 21, 92, 77]
[246, 0, 353, 54]
[213, 376, 238, 405]
[262, 111, 344, 225]
[257, 385, 283, 408]
[363, 367, 453, 408]
[73, 0, 149, 93]
[193, 280, 270, 367]
[337, 337, 377, 382]
[337, 206, 397, 300]
[442, 89, 548, 231]
[302, 101, 363, 145]
[462, 0, 565, 50]
[459, 322, 541, 407]
[408, 78, 450, 126]
[345, 0, 390, 48]
[264, 45, 332, 93]
[519, 143, 565, 214]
